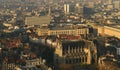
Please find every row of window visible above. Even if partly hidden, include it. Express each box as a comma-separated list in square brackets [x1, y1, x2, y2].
[63, 53, 88, 57]
[55, 56, 88, 64]
[50, 30, 75, 35]
[26, 61, 42, 66]
[63, 48, 89, 53]
[65, 57, 88, 64]
[3, 63, 21, 70]
[39, 29, 89, 35]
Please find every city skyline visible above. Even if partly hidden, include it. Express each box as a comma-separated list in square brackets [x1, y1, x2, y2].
[0, 0, 120, 70]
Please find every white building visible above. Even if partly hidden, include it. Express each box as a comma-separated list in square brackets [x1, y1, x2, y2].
[64, 4, 70, 14]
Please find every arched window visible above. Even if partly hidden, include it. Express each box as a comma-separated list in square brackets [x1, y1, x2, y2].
[79, 57, 81, 63]
[82, 56, 84, 63]
[85, 56, 87, 62]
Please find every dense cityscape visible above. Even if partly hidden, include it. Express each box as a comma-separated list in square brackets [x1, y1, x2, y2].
[0, 0, 120, 70]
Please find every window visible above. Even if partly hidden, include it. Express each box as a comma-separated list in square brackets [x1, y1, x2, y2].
[85, 56, 87, 62]
[82, 57, 84, 62]
[65, 59, 69, 64]
[76, 58, 79, 63]
[56, 59, 58, 64]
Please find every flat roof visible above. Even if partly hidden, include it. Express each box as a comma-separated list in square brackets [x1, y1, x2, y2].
[105, 24, 120, 29]
[111, 25, 120, 29]
[25, 16, 50, 25]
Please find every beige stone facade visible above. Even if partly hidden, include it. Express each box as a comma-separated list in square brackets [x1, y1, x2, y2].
[36, 28, 89, 36]
[54, 40, 97, 65]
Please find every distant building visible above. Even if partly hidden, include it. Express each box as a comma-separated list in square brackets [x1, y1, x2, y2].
[64, 4, 70, 14]
[108, 0, 113, 4]
[30, 35, 97, 65]
[21, 58, 44, 70]
[113, 1, 120, 9]
[2, 58, 51, 70]
[87, 2, 95, 8]
[64, 3, 75, 14]
[2, 63, 21, 70]
[117, 48, 120, 56]
[54, 40, 97, 65]
[75, 3, 83, 14]
[107, 4, 114, 9]
[36, 24, 90, 36]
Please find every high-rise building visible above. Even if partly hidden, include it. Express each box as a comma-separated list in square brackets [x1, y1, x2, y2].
[64, 3, 75, 14]
[64, 4, 70, 14]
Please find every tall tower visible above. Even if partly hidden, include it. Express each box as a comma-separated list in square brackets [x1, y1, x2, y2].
[64, 4, 70, 14]
[48, 6, 51, 16]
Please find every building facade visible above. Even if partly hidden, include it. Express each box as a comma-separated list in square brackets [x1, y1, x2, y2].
[113, 1, 120, 9]
[2, 58, 50, 70]
[75, 3, 83, 14]
[54, 40, 97, 65]
[36, 25, 89, 36]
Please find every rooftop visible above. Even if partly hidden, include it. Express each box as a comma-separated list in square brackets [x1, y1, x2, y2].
[25, 16, 50, 25]
[109, 25, 120, 30]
